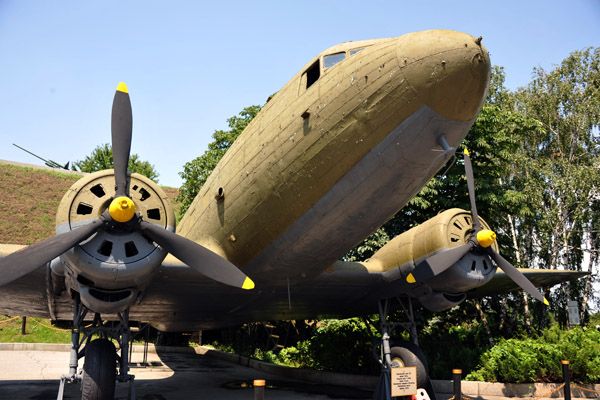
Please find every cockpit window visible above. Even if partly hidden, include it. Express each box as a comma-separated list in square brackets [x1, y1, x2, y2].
[323, 52, 346, 69]
[350, 48, 364, 55]
[305, 60, 320, 89]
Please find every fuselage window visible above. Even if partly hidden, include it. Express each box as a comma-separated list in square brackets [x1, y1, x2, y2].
[323, 52, 346, 69]
[305, 60, 320, 89]
[350, 48, 364, 55]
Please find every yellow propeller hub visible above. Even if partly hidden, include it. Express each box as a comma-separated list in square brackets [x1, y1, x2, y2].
[109, 196, 136, 222]
[476, 229, 496, 248]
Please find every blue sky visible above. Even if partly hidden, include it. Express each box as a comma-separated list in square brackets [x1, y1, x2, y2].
[1, 1, 599, 188]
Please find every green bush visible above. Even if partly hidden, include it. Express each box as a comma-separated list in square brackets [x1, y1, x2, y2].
[419, 318, 490, 380]
[466, 338, 562, 383]
[543, 326, 600, 383]
[301, 318, 380, 374]
[212, 318, 380, 374]
[466, 326, 600, 383]
[207, 318, 600, 384]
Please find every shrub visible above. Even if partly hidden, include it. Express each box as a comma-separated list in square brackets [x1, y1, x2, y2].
[466, 326, 600, 383]
[419, 319, 490, 380]
[302, 318, 380, 374]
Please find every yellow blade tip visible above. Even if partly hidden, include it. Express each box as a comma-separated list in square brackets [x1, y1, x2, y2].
[464, 148, 470, 156]
[117, 82, 128, 93]
[543, 297, 549, 306]
[242, 277, 255, 290]
[406, 273, 416, 284]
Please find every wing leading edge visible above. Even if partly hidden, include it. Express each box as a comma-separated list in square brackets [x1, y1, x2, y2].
[466, 269, 588, 299]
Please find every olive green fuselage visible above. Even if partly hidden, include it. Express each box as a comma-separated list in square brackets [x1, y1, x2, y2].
[177, 30, 490, 285]
[0, 30, 496, 330]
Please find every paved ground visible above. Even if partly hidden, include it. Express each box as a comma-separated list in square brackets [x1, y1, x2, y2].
[0, 347, 375, 400]
[0, 345, 596, 400]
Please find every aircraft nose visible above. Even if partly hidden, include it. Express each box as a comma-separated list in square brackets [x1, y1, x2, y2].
[397, 30, 491, 121]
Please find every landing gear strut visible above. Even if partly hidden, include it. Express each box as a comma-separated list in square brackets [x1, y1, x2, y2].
[57, 295, 136, 400]
[367, 297, 435, 400]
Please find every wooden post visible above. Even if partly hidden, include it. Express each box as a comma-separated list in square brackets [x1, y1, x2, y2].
[21, 316, 26, 335]
[562, 360, 571, 400]
[254, 379, 265, 400]
[453, 369, 462, 399]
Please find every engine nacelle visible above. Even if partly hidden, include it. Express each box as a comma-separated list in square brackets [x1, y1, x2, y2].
[52, 170, 175, 311]
[365, 208, 499, 307]
[418, 291, 466, 312]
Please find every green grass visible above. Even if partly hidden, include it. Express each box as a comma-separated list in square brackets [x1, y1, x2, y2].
[0, 315, 71, 343]
[0, 315, 180, 347]
[0, 163, 180, 245]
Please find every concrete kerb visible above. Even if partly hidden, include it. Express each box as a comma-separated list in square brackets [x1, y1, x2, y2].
[2, 343, 599, 398]
[0, 343, 72, 352]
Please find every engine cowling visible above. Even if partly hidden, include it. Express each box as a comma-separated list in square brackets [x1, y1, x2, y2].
[52, 170, 175, 311]
[364, 208, 499, 309]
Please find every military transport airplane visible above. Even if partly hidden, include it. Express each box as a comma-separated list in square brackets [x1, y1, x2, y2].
[0, 30, 584, 400]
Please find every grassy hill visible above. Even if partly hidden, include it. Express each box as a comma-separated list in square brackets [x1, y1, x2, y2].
[0, 162, 179, 245]
[0, 162, 180, 342]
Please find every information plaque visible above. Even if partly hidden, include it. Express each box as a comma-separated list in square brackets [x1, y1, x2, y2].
[391, 366, 417, 396]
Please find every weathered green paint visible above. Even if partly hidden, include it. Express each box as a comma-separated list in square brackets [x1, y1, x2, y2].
[177, 30, 490, 277]
[5, 30, 581, 332]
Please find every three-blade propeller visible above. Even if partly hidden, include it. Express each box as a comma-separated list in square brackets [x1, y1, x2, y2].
[0, 83, 254, 291]
[407, 149, 548, 305]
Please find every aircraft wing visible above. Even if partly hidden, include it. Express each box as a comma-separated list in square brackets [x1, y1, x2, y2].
[0, 246, 386, 329]
[466, 268, 588, 299]
[0, 244, 588, 331]
[0, 245, 52, 318]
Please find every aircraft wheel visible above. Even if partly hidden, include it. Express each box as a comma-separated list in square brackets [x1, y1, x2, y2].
[390, 341, 429, 389]
[82, 338, 116, 400]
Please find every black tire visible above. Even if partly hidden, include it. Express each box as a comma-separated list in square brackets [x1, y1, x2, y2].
[82, 338, 116, 400]
[390, 341, 429, 389]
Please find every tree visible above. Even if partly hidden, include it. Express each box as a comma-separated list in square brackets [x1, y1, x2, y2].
[72, 143, 159, 182]
[177, 105, 262, 217]
[511, 47, 600, 327]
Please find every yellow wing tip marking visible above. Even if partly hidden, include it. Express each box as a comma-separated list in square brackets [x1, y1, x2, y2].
[406, 273, 416, 284]
[242, 277, 255, 290]
[117, 82, 129, 93]
[544, 297, 549, 306]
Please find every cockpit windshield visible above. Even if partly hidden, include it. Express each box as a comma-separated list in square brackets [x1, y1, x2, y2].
[323, 52, 346, 69]
[323, 48, 365, 70]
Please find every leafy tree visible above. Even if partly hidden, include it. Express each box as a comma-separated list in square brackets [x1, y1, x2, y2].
[177, 105, 262, 217]
[511, 47, 600, 327]
[381, 52, 599, 334]
[72, 143, 159, 182]
[343, 228, 390, 262]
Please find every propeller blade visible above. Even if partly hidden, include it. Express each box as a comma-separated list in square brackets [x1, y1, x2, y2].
[487, 248, 548, 305]
[0, 218, 106, 286]
[463, 149, 481, 232]
[139, 221, 254, 290]
[111, 82, 133, 197]
[407, 243, 474, 283]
